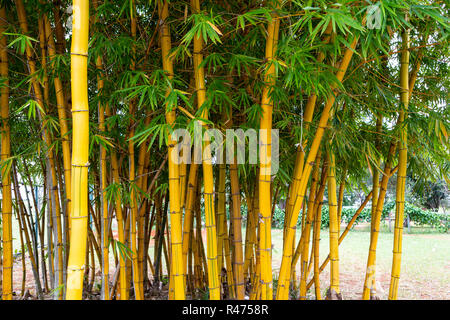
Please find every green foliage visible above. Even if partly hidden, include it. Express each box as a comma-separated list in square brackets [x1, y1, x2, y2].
[271, 201, 449, 232]
[402, 202, 449, 232]
[2, 0, 449, 299]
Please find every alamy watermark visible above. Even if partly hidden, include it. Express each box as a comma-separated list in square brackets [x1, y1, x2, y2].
[170, 122, 279, 175]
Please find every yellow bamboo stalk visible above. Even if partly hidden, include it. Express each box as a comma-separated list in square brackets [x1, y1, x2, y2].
[388, 26, 410, 300]
[182, 163, 199, 276]
[276, 34, 360, 300]
[371, 117, 383, 225]
[137, 148, 152, 292]
[38, 17, 49, 105]
[0, 6, 12, 300]
[336, 166, 347, 235]
[248, 176, 259, 286]
[226, 109, 245, 299]
[107, 113, 129, 299]
[136, 129, 150, 294]
[181, 78, 199, 277]
[243, 185, 255, 282]
[216, 164, 226, 273]
[48, 150, 64, 300]
[158, 0, 185, 299]
[127, 0, 143, 300]
[298, 151, 321, 299]
[258, 6, 281, 300]
[221, 174, 235, 299]
[310, 160, 329, 299]
[284, 22, 333, 232]
[179, 158, 188, 211]
[369, 114, 382, 296]
[217, 163, 236, 299]
[43, 14, 72, 244]
[312, 196, 323, 300]
[408, 32, 429, 101]
[190, 0, 220, 300]
[194, 182, 209, 290]
[90, 0, 110, 300]
[230, 162, 244, 299]
[362, 142, 396, 299]
[306, 190, 374, 291]
[16, 0, 64, 298]
[250, 221, 262, 300]
[326, 149, 340, 298]
[94, 30, 110, 303]
[42, 13, 73, 279]
[65, 0, 89, 300]
[363, 25, 422, 298]
[12, 170, 44, 298]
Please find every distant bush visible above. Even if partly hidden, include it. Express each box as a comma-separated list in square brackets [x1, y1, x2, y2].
[270, 201, 449, 232]
[401, 202, 449, 232]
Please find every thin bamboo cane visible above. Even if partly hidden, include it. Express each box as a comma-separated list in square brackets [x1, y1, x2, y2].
[158, 0, 185, 299]
[362, 142, 396, 299]
[127, 0, 143, 300]
[16, 0, 64, 298]
[258, 6, 280, 300]
[22, 159, 47, 290]
[306, 190, 374, 290]
[12, 166, 45, 298]
[221, 177, 235, 299]
[187, 218, 194, 293]
[38, 17, 49, 109]
[92, 0, 111, 300]
[250, 218, 261, 300]
[388, 26, 410, 300]
[310, 161, 329, 299]
[312, 191, 323, 300]
[87, 223, 102, 271]
[276, 34, 360, 300]
[153, 192, 168, 284]
[362, 26, 423, 298]
[139, 152, 152, 291]
[94, 22, 110, 300]
[230, 162, 244, 299]
[43, 14, 72, 246]
[136, 124, 151, 294]
[181, 78, 200, 278]
[227, 109, 245, 299]
[369, 114, 382, 297]
[284, 22, 334, 235]
[326, 148, 341, 299]
[108, 124, 128, 300]
[244, 175, 258, 288]
[0, 6, 12, 300]
[243, 186, 254, 282]
[16, 203, 27, 296]
[298, 151, 321, 299]
[190, 0, 220, 300]
[88, 235, 96, 292]
[45, 165, 55, 290]
[216, 164, 226, 272]
[295, 157, 328, 290]
[52, 1, 67, 55]
[336, 166, 347, 235]
[182, 163, 199, 274]
[65, 0, 90, 300]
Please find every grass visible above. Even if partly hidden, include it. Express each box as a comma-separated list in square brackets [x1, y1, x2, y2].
[9, 214, 450, 300]
[271, 222, 450, 300]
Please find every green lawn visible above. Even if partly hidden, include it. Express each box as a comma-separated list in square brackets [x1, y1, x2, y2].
[10, 215, 450, 300]
[271, 223, 450, 299]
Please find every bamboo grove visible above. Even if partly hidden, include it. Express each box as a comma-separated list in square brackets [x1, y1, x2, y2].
[0, 0, 448, 300]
